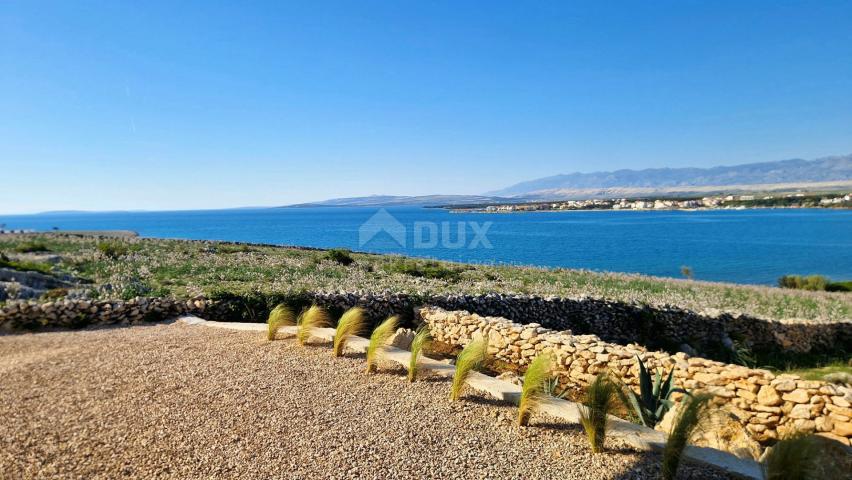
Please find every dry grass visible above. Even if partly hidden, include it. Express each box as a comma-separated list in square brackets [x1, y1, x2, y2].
[365, 315, 399, 373]
[266, 304, 296, 341]
[296, 305, 331, 345]
[579, 373, 620, 453]
[333, 307, 367, 357]
[407, 325, 432, 382]
[662, 392, 714, 480]
[517, 351, 554, 426]
[450, 337, 488, 401]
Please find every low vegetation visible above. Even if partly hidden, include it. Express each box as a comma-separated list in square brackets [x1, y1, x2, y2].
[322, 248, 355, 266]
[450, 337, 487, 401]
[1, 234, 848, 322]
[365, 315, 398, 373]
[266, 304, 296, 341]
[297, 305, 330, 345]
[620, 357, 684, 427]
[0, 253, 53, 275]
[661, 392, 714, 480]
[333, 307, 367, 357]
[407, 325, 431, 382]
[578, 373, 620, 453]
[779, 274, 851, 292]
[517, 352, 554, 426]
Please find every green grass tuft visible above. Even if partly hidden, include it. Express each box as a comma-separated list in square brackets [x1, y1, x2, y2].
[449, 337, 488, 401]
[333, 307, 367, 357]
[366, 315, 399, 373]
[761, 431, 827, 480]
[578, 373, 620, 453]
[517, 352, 554, 426]
[267, 304, 296, 341]
[296, 304, 331, 345]
[661, 392, 714, 480]
[407, 325, 432, 382]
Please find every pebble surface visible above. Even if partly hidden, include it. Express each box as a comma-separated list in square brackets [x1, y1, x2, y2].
[0, 323, 733, 479]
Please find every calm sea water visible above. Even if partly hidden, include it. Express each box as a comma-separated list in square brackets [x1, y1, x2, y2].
[2, 207, 850, 285]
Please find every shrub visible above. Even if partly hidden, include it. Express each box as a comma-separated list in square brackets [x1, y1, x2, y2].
[14, 241, 51, 253]
[449, 337, 487, 401]
[661, 392, 713, 480]
[267, 304, 296, 341]
[680, 265, 693, 280]
[408, 325, 432, 382]
[97, 241, 129, 259]
[297, 305, 331, 345]
[366, 315, 399, 373]
[518, 352, 554, 426]
[323, 248, 355, 266]
[383, 258, 465, 281]
[579, 373, 620, 453]
[778, 274, 831, 291]
[333, 307, 367, 357]
[620, 356, 685, 427]
[0, 257, 53, 275]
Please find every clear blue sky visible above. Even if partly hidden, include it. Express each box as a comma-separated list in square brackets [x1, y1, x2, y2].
[2, 1, 851, 214]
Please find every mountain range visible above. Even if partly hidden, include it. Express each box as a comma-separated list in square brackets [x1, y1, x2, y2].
[290, 154, 852, 206]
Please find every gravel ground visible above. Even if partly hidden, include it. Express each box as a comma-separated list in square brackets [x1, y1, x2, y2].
[0, 323, 735, 479]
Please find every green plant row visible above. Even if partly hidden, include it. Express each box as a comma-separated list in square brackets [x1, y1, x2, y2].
[264, 303, 844, 479]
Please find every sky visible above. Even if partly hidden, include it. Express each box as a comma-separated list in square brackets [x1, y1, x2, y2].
[2, 1, 852, 214]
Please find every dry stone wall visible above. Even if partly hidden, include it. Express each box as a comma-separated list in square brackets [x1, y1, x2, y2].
[419, 306, 852, 448]
[0, 297, 208, 331]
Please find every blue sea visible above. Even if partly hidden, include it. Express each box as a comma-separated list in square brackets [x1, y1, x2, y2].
[2, 207, 850, 286]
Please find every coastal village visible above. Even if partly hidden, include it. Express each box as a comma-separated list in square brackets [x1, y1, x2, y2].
[467, 192, 852, 213]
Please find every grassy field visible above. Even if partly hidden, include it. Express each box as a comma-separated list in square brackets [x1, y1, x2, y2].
[1, 233, 849, 323]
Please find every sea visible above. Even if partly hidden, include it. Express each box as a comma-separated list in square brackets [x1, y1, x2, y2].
[1, 207, 850, 286]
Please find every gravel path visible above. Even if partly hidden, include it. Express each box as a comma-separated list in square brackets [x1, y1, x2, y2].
[0, 323, 734, 479]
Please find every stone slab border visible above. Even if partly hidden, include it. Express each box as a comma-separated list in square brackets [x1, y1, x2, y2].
[177, 315, 762, 479]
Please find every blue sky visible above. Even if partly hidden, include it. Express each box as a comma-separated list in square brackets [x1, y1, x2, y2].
[2, 1, 851, 214]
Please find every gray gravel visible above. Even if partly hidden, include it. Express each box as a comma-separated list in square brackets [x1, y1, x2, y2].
[0, 323, 734, 479]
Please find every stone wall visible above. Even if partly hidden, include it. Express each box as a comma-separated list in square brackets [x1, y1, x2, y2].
[302, 292, 851, 358]
[0, 297, 208, 331]
[419, 306, 852, 448]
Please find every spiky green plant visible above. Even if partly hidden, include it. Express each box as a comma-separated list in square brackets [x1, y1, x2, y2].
[365, 315, 399, 373]
[407, 325, 432, 382]
[449, 337, 488, 401]
[518, 352, 554, 426]
[661, 392, 713, 480]
[266, 304, 296, 341]
[578, 373, 620, 453]
[621, 356, 686, 427]
[761, 431, 823, 480]
[296, 305, 330, 345]
[333, 307, 367, 357]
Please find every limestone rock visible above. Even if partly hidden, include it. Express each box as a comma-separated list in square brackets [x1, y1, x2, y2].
[758, 385, 783, 406]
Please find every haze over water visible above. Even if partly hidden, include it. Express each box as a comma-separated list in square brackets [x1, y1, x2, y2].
[2, 207, 850, 286]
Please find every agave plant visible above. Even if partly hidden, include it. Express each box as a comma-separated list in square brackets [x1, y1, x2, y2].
[408, 325, 432, 382]
[333, 307, 367, 357]
[661, 392, 714, 480]
[296, 304, 331, 345]
[365, 315, 399, 373]
[266, 304, 296, 341]
[761, 431, 824, 480]
[621, 356, 685, 427]
[517, 352, 554, 426]
[449, 337, 487, 401]
[579, 373, 620, 453]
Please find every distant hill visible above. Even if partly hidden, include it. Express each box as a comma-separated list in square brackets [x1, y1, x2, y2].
[288, 194, 513, 208]
[289, 154, 852, 207]
[486, 154, 852, 198]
